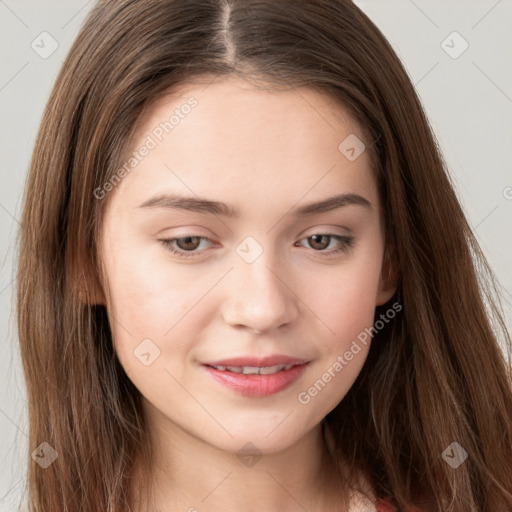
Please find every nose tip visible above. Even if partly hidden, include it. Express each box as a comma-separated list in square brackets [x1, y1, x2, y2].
[221, 259, 300, 334]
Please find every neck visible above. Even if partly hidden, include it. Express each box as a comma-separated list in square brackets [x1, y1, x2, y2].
[129, 402, 349, 512]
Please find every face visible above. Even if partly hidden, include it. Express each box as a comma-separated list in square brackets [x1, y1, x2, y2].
[97, 75, 394, 455]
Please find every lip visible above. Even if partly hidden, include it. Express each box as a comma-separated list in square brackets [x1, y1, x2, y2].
[203, 355, 309, 367]
[201, 355, 310, 397]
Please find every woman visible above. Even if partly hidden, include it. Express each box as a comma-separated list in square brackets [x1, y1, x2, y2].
[17, 1, 512, 510]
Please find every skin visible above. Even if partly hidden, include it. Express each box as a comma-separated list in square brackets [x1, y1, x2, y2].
[94, 75, 396, 511]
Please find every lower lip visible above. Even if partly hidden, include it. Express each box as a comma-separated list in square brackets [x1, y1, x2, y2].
[202, 363, 309, 397]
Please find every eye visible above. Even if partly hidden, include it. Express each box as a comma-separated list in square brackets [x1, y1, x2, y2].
[160, 233, 354, 259]
[295, 233, 354, 255]
[160, 236, 212, 259]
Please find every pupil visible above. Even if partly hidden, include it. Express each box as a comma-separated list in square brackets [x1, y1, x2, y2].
[179, 236, 200, 250]
[310, 235, 328, 250]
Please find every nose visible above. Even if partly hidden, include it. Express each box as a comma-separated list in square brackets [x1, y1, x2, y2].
[221, 253, 300, 334]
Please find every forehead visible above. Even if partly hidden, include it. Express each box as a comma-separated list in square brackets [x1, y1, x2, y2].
[111, 75, 378, 213]
[136, 75, 364, 147]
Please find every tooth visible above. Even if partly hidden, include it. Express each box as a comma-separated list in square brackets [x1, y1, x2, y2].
[212, 364, 297, 375]
[242, 366, 260, 375]
[258, 364, 285, 375]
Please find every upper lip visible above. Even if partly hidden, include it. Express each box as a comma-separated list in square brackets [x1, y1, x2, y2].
[203, 355, 310, 367]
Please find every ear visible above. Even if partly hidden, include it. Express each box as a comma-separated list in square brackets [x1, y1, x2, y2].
[376, 244, 398, 306]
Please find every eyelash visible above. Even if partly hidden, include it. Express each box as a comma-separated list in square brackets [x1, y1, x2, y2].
[159, 233, 354, 259]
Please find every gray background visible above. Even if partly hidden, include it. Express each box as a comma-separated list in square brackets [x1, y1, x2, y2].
[1, 1, 511, 509]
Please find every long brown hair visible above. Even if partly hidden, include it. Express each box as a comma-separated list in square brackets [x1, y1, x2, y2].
[16, 0, 512, 510]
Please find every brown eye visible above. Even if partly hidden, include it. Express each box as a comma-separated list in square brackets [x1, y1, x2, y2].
[174, 236, 202, 251]
[307, 234, 331, 250]
[160, 236, 212, 258]
[296, 233, 355, 255]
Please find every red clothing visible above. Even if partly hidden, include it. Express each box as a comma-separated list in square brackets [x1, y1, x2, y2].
[376, 500, 396, 512]
[376, 498, 424, 511]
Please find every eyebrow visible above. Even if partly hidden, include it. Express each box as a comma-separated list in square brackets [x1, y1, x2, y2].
[137, 192, 373, 217]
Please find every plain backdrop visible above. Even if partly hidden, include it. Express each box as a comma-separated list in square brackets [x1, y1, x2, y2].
[1, 1, 511, 509]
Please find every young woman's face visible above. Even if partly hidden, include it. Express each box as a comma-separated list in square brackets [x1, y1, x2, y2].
[98, 76, 394, 454]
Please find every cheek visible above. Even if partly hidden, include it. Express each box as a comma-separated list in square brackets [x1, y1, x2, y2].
[309, 248, 384, 340]
[296, 247, 383, 405]
[101, 243, 208, 374]
[313, 274, 379, 334]
[295, 273, 379, 418]
[103, 234, 206, 328]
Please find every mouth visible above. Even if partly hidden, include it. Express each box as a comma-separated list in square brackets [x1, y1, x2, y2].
[201, 359, 310, 397]
[205, 363, 298, 375]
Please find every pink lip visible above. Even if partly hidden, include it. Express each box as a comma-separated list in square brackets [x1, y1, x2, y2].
[201, 356, 310, 397]
[203, 355, 309, 367]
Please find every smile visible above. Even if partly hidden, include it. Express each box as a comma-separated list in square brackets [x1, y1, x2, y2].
[208, 363, 296, 375]
[202, 362, 310, 397]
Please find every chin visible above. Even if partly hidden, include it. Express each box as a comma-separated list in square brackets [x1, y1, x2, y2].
[199, 417, 319, 456]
